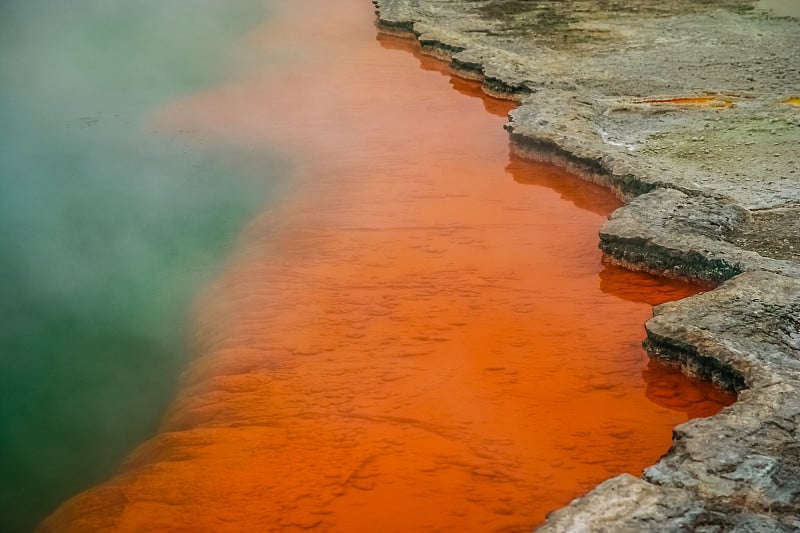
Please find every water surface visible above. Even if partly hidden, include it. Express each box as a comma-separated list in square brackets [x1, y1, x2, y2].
[38, 0, 735, 531]
[0, 2, 281, 530]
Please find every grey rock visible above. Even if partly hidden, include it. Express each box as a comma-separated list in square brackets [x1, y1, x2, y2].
[539, 474, 794, 533]
[600, 188, 800, 283]
[642, 271, 800, 518]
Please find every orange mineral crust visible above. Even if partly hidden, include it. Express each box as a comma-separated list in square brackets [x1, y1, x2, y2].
[634, 95, 734, 108]
[42, 1, 734, 531]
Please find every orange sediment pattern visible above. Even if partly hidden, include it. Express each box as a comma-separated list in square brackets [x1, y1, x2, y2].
[635, 96, 734, 107]
[42, 1, 735, 531]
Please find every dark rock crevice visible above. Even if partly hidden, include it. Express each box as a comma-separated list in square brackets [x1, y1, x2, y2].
[642, 332, 747, 393]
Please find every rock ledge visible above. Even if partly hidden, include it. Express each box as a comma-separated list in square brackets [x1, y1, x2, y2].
[373, 0, 800, 529]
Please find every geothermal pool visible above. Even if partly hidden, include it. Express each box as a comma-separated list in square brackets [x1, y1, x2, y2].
[0, 2, 275, 530]
[9, 0, 735, 531]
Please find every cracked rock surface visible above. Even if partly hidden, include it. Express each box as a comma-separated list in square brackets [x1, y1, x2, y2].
[374, 0, 800, 529]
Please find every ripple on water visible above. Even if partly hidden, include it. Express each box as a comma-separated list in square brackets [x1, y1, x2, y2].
[40, 1, 736, 531]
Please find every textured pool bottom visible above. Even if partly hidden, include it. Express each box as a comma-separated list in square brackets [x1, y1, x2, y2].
[40, 1, 735, 531]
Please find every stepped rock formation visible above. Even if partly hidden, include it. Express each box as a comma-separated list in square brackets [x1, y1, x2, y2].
[373, 0, 800, 529]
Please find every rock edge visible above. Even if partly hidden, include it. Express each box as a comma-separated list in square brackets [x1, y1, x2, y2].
[372, 0, 800, 529]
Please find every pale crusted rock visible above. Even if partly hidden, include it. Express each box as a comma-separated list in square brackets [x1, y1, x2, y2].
[539, 474, 792, 533]
[599, 188, 800, 283]
[375, 0, 800, 210]
[642, 272, 800, 523]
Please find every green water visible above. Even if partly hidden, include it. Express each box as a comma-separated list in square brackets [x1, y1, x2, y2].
[0, 2, 282, 531]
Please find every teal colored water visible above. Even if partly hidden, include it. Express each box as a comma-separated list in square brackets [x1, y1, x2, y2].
[0, 2, 283, 531]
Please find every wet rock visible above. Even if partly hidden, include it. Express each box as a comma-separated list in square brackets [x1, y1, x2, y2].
[599, 188, 800, 283]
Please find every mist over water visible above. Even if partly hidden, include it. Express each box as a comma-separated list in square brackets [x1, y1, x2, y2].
[2, 1, 740, 531]
[0, 1, 281, 530]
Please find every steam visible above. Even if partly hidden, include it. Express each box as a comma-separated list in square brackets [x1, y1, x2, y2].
[0, 1, 279, 530]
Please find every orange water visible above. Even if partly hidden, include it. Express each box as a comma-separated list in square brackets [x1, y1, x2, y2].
[42, 1, 734, 531]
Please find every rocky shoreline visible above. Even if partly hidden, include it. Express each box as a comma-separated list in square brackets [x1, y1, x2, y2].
[373, 0, 799, 529]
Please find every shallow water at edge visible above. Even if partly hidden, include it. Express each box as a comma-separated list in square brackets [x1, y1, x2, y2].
[38, 1, 735, 531]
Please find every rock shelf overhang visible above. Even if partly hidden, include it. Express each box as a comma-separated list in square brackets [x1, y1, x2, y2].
[373, 0, 800, 529]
